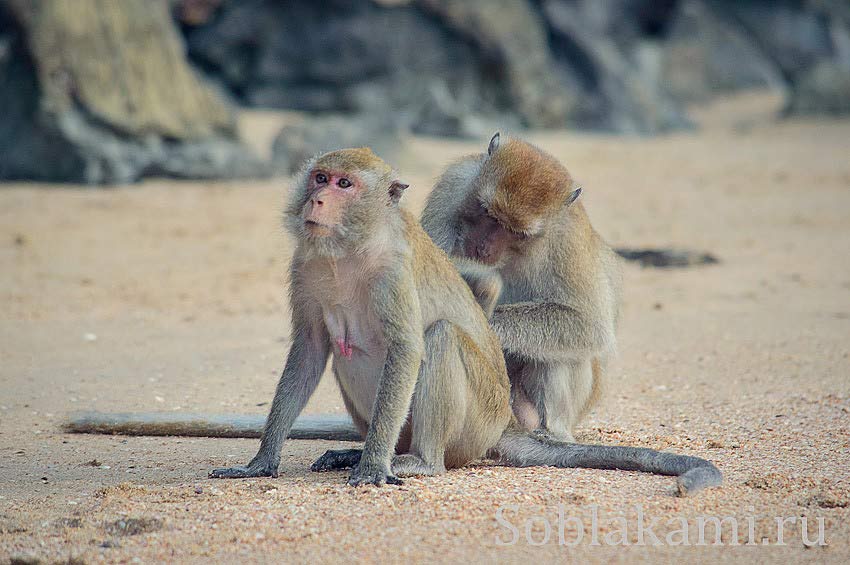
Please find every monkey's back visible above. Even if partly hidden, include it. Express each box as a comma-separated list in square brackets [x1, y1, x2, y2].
[402, 211, 509, 376]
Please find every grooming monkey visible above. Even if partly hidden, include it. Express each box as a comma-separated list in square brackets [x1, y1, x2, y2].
[420, 133, 621, 442]
[208, 147, 720, 494]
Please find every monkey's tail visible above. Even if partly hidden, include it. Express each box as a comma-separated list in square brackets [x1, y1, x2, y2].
[495, 426, 722, 496]
[64, 411, 362, 441]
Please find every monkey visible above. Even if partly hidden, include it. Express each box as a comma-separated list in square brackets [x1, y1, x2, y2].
[208, 147, 720, 495]
[420, 132, 622, 442]
[447, 255, 504, 318]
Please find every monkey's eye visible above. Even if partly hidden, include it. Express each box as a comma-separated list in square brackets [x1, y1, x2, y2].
[338, 178, 352, 189]
[315, 173, 328, 184]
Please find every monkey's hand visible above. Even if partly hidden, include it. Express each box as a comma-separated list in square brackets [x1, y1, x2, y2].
[209, 455, 279, 479]
[347, 460, 403, 487]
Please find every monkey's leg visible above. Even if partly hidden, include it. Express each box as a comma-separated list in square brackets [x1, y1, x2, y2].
[506, 353, 541, 431]
[210, 326, 330, 479]
[510, 381, 541, 431]
[391, 320, 463, 477]
[311, 449, 362, 472]
[391, 454, 434, 476]
[334, 369, 371, 438]
[515, 359, 594, 442]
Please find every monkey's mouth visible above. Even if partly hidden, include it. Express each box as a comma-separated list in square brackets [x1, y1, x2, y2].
[304, 220, 334, 237]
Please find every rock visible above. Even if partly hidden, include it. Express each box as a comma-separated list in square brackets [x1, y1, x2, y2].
[182, 0, 691, 134]
[186, 2, 487, 120]
[172, 0, 225, 26]
[271, 113, 405, 176]
[9, 555, 41, 565]
[0, 0, 266, 184]
[416, 0, 573, 129]
[660, 0, 786, 103]
[802, 489, 849, 509]
[179, 0, 850, 136]
[711, 0, 850, 116]
[410, 82, 495, 138]
[99, 540, 120, 549]
[615, 247, 719, 268]
[185, 0, 569, 136]
[543, 0, 678, 49]
[0, 515, 26, 534]
[104, 517, 163, 536]
[714, 0, 835, 80]
[785, 62, 850, 115]
[541, 0, 691, 134]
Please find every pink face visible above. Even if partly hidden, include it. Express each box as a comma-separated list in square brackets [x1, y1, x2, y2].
[302, 169, 363, 237]
[461, 208, 530, 265]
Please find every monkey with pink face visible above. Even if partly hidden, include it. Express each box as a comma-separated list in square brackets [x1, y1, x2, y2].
[210, 148, 720, 495]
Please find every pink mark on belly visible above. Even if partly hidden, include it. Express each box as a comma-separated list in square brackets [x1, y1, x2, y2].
[336, 337, 354, 359]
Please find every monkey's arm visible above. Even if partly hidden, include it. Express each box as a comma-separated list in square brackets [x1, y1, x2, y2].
[490, 301, 613, 361]
[210, 316, 330, 478]
[349, 273, 424, 486]
[451, 257, 503, 318]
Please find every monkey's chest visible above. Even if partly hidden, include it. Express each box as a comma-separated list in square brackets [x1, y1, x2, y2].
[322, 304, 388, 419]
[321, 304, 385, 359]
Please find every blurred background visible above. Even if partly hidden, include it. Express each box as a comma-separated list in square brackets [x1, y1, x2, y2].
[1, 0, 848, 184]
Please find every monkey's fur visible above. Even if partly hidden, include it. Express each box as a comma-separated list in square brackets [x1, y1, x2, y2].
[209, 147, 720, 494]
[421, 133, 622, 442]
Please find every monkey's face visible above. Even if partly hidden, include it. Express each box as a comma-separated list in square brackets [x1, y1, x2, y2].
[301, 168, 363, 239]
[286, 148, 405, 257]
[456, 134, 579, 266]
[459, 202, 536, 266]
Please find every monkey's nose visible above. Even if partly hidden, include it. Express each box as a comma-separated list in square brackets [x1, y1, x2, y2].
[311, 197, 324, 207]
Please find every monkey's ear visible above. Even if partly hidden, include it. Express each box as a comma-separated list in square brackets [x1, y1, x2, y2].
[488, 132, 500, 156]
[389, 181, 409, 203]
[566, 187, 582, 206]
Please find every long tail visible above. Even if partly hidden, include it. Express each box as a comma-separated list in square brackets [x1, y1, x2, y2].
[495, 427, 722, 496]
[64, 411, 362, 441]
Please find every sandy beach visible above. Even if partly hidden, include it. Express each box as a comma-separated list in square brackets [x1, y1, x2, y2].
[1, 96, 849, 563]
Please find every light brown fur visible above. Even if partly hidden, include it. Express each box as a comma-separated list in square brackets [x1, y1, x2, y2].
[487, 137, 575, 231]
[212, 147, 513, 484]
[210, 147, 720, 496]
[421, 133, 622, 441]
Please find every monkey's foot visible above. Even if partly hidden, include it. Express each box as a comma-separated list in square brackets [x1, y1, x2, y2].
[311, 449, 362, 472]
[348, 461, 402, 487]
[391, 454, 442, 477]
[209, 460, 278, 479]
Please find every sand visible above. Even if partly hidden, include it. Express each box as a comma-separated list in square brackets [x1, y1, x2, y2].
[1, 94, 849, 563]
